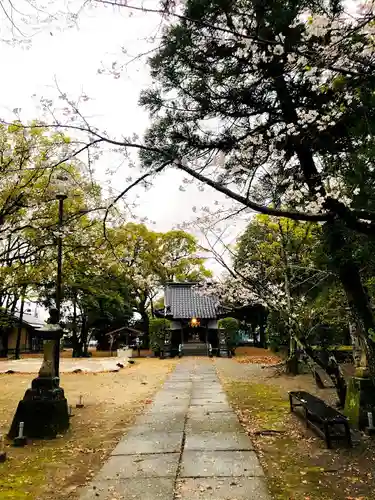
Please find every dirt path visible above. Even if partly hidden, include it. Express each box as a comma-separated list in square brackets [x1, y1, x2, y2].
[0, 358, 178, 500]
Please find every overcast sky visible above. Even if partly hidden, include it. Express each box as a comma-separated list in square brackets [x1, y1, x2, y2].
[0, 0, 248, 282]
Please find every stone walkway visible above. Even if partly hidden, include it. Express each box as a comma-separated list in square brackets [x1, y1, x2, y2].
[80, 360, 270, 500]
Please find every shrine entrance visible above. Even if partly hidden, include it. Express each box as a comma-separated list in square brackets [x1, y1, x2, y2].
[182, 319, 207, 344]
[154, 282, 226, 357]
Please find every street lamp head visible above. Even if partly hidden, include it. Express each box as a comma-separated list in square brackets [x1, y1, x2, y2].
[48, 308, 59, 325]
[51, 173, 70, 200]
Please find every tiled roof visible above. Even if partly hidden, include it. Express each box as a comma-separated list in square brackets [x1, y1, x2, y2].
[13, 312, 45, 329]
[164, 282, 218, 319]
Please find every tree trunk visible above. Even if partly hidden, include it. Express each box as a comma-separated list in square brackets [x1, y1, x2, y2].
[349, 318, 363, 369]
[15, 287, 26, 360]
[0, 331, 8, 357]
[254, 1, 374, 384]
[141, 310, 150, 348]
[285, 338, 299, 375]
[73, 314, 87, 357]
[258, 322, 266, 348]
[296, 335, 347, 406]
[81, 316, 90, 356]
[282, 246, 299, 375]
[72, 291, 78, 348]
[6, 293, 14, 310]
[324, 221, 375, 381]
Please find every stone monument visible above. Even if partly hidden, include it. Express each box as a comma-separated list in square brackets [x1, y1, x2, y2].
[8, 309, 70, 439]
[344, 319, 375, 429]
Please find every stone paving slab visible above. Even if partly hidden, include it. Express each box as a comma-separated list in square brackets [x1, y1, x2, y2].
[80, 477, 175, 500]
[151, 399, 190, 409]
[192, 386, 224, 391]
[191, 391, 226, 399]
[180, 450, 265, 477]
[191, 384, 223, 390]
[79, 360, 270, 500]
[148, 399, 190, 408]
[162, 385, 192, 391]
[147, 402, 190, 414]
[163, 381, 192, 387]
[98, 453, 180, 479]
[186, 412, 242, 432]
[142, 406, 187, 418]
[184, 431, 253, 451]
[187, 403, 231, 415]
[190, 396, 228, 405]
[166, 384, 191, 387]
[111, 432, 183, 455]
[130, 413, 186, 433]
[152, 394, 190, 404]
[177, 477, 270, 499]
[140, 413, 186, 423]
[191, 378, 218, 382]
[126, 421, 185, 434]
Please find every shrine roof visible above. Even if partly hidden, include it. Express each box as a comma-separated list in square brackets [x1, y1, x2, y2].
[164, 282, 219, 320]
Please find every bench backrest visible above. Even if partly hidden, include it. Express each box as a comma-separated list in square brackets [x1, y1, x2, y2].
[290, 391, 346, 421]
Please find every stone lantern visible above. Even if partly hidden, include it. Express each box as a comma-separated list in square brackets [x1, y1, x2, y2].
[8, 309, 69, 439]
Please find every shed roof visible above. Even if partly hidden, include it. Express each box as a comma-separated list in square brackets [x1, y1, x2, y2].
[106, 326, 144, 337]
[13, 312, 45, 329]
[164, 282, 218, 319]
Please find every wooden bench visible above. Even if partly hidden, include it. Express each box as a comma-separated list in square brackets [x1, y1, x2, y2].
[289, 390, 352, 448]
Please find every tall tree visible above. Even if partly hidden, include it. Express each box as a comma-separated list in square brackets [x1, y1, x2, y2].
[107, 223, 211, 342]
[204, 214, 348, 401]
[136, 0, 375, 379]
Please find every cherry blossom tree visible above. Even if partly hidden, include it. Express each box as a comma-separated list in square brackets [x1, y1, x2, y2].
[4, 0, 375, 378]
[200, 213, 348, 402]
[133, 0, 375, 381]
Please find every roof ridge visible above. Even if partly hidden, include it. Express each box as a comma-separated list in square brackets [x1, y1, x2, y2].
[165, 281, 198, 287]
[164, 281, 218, 319]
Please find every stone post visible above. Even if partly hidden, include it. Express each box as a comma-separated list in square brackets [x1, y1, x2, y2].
[344, 318, 375, 429]
[8, 312, 69, 439]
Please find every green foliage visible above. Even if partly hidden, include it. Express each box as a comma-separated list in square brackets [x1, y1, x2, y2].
[136, 0, 375, 367]
[218, 317, 239, 332]
[235, 214, 351, 349]
[219, 317, 239, 348]
[149, 318, 171, 353]
[106, 222, 211, 331]
[0, 308, 17, 330]
[266, 310, 290, 350]
[0, 121, 207, 354]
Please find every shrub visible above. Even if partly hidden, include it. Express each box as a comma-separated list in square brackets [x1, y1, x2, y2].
[149, 318, 171, 354]
[218, 317, 239, 348]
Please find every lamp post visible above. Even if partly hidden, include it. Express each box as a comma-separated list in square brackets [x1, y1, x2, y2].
[8, 173, 70, 440]
[54, 180, 68, 379]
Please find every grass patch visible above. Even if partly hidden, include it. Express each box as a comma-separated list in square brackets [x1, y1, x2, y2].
[223, 379, 373, 500]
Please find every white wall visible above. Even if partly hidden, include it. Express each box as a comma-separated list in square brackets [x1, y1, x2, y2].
[207, 319, 218, 329]
[170, 320, 182, 330]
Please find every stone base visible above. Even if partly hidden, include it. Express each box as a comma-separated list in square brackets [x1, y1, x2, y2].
[13, 436, 27, 447]
[344, 377, 375, 430]
[8, 380, 70, 439]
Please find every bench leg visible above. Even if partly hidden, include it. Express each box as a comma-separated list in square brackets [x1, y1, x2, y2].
[323, 422, 332, 449]
[304, 407, 310, 428]
[344, 422, 352, 447]
[289, 393, 294, 412]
